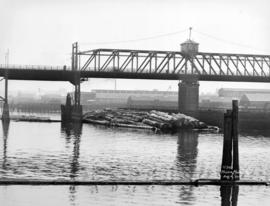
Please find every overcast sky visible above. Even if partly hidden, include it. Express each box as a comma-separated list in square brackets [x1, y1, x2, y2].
[1, 0, 270, 94]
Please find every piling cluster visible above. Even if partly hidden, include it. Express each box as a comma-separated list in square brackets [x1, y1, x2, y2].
[221, 100, 240, 181]
[83, 109, 217, 132]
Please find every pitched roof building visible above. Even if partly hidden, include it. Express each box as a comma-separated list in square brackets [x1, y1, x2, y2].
[240, 94, 270, 109]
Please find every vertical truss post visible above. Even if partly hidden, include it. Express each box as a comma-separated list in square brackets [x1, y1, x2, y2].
[98, 51, 100, 70]
[136, 53, 139, 71]
[2, 74, 10, 122]
[131, 52, 134, 72]
[72, 42, 80, 106]
[149, 53, 152, 73]
[72, 42, 78, 71]
[113, 52, 115, 69]
[2, 52, 10, 122]
[70, 42, 82, 122]
[117, 52, 120, 70]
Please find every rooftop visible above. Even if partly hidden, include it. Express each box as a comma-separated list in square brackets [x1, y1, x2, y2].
[219, 88, 270, 92]
[91, 89, 178, 94]
[181, 39, 199, 45]
[241, 93, 270, 102]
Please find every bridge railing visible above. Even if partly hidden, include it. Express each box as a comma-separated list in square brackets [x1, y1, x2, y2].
[0, 64, 71, 70]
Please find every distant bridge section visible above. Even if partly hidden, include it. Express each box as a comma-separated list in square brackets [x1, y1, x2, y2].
[0, 64, 74, 82]
[78, 49, 270, 82]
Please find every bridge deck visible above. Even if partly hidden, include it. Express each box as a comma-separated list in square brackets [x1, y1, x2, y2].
[1, 68, 270, 82]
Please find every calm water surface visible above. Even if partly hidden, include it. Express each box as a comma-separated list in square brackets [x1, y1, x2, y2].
[0, 120, 270, 205]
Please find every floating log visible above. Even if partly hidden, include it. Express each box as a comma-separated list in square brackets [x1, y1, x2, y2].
[0, 179, 268, 186]
[7, 115, 60, 123]
[83, 119, 110, 126]
[110, 122, 154, 130]
[150, 111, 173, 122]
[150, 110, 176, 121]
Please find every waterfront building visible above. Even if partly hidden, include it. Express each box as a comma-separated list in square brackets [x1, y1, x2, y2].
[218, 88, 270, 98]
[240, 94, 270, 110]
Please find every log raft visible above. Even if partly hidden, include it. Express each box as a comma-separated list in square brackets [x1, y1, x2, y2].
[83, 109, 219, 133]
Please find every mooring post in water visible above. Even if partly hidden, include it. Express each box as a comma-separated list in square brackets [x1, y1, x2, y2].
[232, 100, 240, 180]
[221, 110, 233, 180]
[221, 100, 240, 181]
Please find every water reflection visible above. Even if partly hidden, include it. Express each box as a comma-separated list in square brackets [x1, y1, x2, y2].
[220, 186, 239, 206]
[176, 130, 199, 204]
[61, 122, 82, 178]
[1, 121, 10, 169]
[176, 130, 198, 178]
[69, 185, 77, 206]
[61, 122, 83, 205]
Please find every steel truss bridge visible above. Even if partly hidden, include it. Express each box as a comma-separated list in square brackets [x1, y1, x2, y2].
[78, 48, 270, 82]
[1, 49, 270, 82]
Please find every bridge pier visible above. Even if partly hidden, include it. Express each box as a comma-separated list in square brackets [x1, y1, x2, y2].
[2, 102, 10, 122]
[178, 79, 199, 117]
[2, 74, 10, 122]
[61, 42, 82, 123]
[61, 94, 83, 123]
[61, 94, 72, 122]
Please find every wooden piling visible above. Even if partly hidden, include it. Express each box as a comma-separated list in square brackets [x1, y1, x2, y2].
[221, 110, 233, 180]
[220, 186, 232, 206]
[231, 185, 239, 206]
[220, 185, 239, 206]
[232, 100, 240, 180]
[221, 100, 240, 181]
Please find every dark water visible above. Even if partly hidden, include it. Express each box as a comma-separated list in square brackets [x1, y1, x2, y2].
[0, 120, 270, 205]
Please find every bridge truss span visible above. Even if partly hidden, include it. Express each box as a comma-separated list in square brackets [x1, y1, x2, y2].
[79, 49, 270, 80]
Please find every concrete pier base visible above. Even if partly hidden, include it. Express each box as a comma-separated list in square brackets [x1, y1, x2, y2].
[2, 102, 10, 122]
[61, 94, 82, 122]
[61, 105, 82, 122]
[178, 79, 199, 117]
[71, 105, 83, 122]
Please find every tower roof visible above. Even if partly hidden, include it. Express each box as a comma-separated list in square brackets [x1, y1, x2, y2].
[181, 39, 199, 45]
